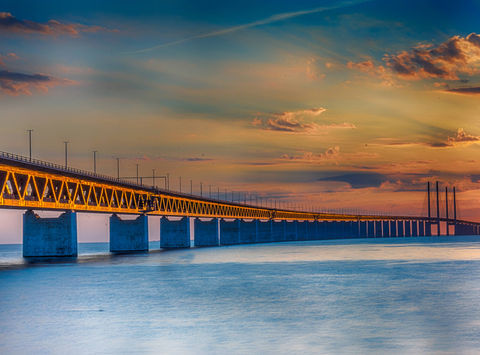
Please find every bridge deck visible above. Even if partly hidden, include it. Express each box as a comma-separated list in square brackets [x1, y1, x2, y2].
[0, 151, 477, 225]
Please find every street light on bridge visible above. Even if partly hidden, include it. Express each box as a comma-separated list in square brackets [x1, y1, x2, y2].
[63, 141, 69, 168]
[27, 129, 33, 162]
[93, 151, 98, 174]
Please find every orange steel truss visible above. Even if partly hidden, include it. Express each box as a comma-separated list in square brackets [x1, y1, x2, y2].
[2, 161, 474, 224]
[0, 162, 347, 220]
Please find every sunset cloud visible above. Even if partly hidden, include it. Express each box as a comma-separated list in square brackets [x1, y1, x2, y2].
[0, 52, 18, 67]
[0, 69, 74, 95]
[384, 33, 480, 80]
[252, 107, 356, 133]
[0, 12, 114, 37]
[252, 107, 326, 133]
[447, 128, 480, 145]
[444, 86, 480, 95]
[281, 146, 340, 162]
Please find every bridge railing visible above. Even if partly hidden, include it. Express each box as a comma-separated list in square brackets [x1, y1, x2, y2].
[0, 150, 275, 209]
[0, 150, 152, 191]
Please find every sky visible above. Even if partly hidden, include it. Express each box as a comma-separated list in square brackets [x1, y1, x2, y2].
[1, 0, 480, 241]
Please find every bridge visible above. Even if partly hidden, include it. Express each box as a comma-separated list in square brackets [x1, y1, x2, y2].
[0, 151, 478, 257]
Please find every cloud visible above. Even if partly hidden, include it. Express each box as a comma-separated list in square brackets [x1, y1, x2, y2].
[252, 107, 326, 133]
[346, 59, 396, 86]
[0, 12, 114, 37]
[0, 69, 74, 96]
[0, 52, 18, 66]
[318, 172, 388, 189]
[281, 146, 340, 162]
[447, 128, 480, 145]
[252, 107, 356, 133]
[384, 33, 480, 80]
[444, 86, 480, 95]
[371, 128, 480, 149]
[130, 0, 371, 53]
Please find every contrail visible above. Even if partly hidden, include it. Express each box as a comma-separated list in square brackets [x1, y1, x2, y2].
[129, 0, 369, 54]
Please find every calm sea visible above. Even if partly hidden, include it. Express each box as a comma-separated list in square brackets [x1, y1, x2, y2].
[1, 237, 480, 354]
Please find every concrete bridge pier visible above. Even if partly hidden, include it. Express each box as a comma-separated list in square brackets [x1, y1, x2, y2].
[271, 220, 286, 241]
[297, 221, 308, 241]
[404, 221, 411, 237]
[334, 221, 343, 238]
[306, 221, 317, 240]
[411, 221, 418, 237]
[359, 221, 367, 238]
[220, 219, 240, 245]
[240, 220, 257, 244]
[194, 218, 219, 247]
[390, 220, 397, 237]
[425, 222, 432, 236]
[318, 221, 327, 239]
[382, 221, 390, 237]
[257, 220, 272, 243]
[397, 221, 404, 237]
[110, 214, 148, 253]
[351, 221, 360, 238]
[160, 216, 190, 248]
[367, 221, 375, 237]
[23, 210, 78, 257]
[418, 221, 425, 236]
[375, 221, 382, 238]
[285, 220, 298, 241]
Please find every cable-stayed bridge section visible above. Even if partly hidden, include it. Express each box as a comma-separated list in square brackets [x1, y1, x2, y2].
[0, 151, 478, 258]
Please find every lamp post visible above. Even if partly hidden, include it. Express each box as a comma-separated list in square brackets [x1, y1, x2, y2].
[63, 141, 69, 168]
[116, 158, 120, 180]
[27, 129, 33, 161]
[93, 151, 98, 174]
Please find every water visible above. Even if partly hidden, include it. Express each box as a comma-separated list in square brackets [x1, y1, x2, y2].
[1, 237, 480, 354]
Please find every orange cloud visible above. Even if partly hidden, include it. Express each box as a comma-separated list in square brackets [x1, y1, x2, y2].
[0, 52, 18, 67]
[281, 146, 340, 162]
[0, 69, 75, 96]
[0, 12, 115, 37]
[384, 33, 480, 80]
[251, 107, 356, 133]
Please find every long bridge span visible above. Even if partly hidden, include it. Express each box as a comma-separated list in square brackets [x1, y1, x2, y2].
[0, 151, 478, 257]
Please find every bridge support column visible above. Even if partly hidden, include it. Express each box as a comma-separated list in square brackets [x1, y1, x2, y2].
[404, 221, 411, 237]
[382, 221, 390, 237]
[271, 220, 286, 242]
[367, 221, 375, 237]
[240, 220, 257, 244]
[194, 218, 219, 247]
[285, 220, 298, 241]
[424, 221, 431, 236]
[160, 216, 190, 248]
[257, 220, 272, 243]
[411, 221, 418, 237]
[375, 221, 382, 238]
[418, 221, 425, 236]
[296, 220, 308, 241]
[360, 221, 367, 238]
[220, 219, 240, 245]
[390, 221, 397, 237]
[110, 214, 148, 253]
[398, 221, 404, 237]
[318, 221, 327, 239]
[306, 221, 317, 240]
[23, 210, 77, 257]
[334, 221, 342, 238]
[351, 221, 360, 238]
